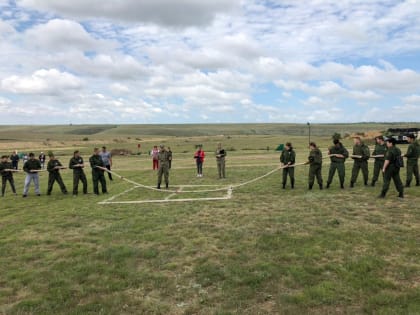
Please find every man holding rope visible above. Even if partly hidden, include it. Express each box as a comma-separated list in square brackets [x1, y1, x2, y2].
[69, 150, 88, 196]
[46, 152, 68, 195]
[326, 139, 349, 189]
[350, 136, 370, 187]
[89, 148, 108, 195]
[403, 134, 419, 187]
[371, 136, 387, 187]
[379, 138, 404, 198]
[306, 142, 323, 190]
[280, 142, 296, 189]
[0, 155, 17, 196]
[22, 152, 42, 197]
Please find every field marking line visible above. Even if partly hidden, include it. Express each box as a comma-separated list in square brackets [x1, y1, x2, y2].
[165, 186, 183, 200]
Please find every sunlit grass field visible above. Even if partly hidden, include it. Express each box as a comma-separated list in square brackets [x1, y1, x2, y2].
[0, 124, 419, 314]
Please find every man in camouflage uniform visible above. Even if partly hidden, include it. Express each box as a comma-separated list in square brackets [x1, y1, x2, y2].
[46, 152, 68, 195]
[89, 148, 107, 195]
[215, 143, 227, 179]
[0, 155, 17, 196]
[157, 144, 170, 189]
[280, 142, 296, 189]
[403, 134, 419, 187]
[371, 136, 387, 187]
[326, 139, 349, 189]
[69, 150, 88, 195]
[350, 137, 370, 187]
[379, 138, 404, 198]
[306, 142, 323, 190]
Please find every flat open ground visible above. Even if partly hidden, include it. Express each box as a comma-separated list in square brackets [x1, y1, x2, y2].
[0, 123, 419, 314]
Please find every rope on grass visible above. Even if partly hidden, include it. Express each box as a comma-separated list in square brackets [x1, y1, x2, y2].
[99, 162, 309, 194]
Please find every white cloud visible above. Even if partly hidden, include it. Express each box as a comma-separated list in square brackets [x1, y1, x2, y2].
[110, 83, 130, 94]
[24, 19, 108, 51]
[1, 68, 82, 94]
[18, 0, 240, 27]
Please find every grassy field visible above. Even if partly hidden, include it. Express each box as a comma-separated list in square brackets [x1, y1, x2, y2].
[0, 124, 419, 314]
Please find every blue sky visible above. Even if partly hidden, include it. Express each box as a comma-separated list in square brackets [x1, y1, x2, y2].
[0, 0, 419, 124]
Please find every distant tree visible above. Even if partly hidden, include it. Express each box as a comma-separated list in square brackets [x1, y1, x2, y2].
[332, 132, 342, 141]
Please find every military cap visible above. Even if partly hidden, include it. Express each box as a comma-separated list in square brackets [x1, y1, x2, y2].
[386, 138, 396, 145]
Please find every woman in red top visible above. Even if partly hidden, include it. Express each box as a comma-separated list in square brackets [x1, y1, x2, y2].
[194, 145, 205, 177]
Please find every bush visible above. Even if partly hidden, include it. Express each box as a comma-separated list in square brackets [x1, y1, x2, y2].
[82, 137, 89, 141]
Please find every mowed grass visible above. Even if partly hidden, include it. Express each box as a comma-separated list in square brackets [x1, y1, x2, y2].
[0, 125, 419, 314]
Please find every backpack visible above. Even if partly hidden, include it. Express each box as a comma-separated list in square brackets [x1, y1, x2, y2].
[395, 155, 404, 168]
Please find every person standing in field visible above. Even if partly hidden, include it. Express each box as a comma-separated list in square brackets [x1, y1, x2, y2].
[22, 152, 42, 197]
[69, 150, 88, 196]
[326, 139, 349, 189]
[0, 155, 17, 196]
[403, 134, 419, 187]
[10, 151, 19, 170]
[280, 142, 296, 189]
[99, 146, 113, 181]
[157, 144, 170, 189]
[151, 145, 159, 170]
[167, 147, 173, 169]
[371, 136, 387, 186]
[39, 152, 46, 169]
[350, 136, 370, 187]
[46, 152, 68, 195]
[215, 143, 227, 179]
[306, 142, 323, 190]
[379, 138, 404, 198]
[89, 148, 107, 195]
[194, 145, 205, 177]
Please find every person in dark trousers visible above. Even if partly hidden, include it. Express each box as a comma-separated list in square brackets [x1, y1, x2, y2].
[326, 139, 349, 189]
[194, 145, 205, 177]
[89, 148, 107, 195]
[280, 142, 296, 189]
[371, 136, 387, 186]
[306, 142, 323, 190]
[379, 138, 404, 198]
[69, 150, 88, 196]
[10, 151, 19, 170]
[403, 134, 419, 187]
[46, 152, 68, 195]
[215, 143, 227, 179]
[0, 155, 17, 196]
[157, 144, 170, 189]
[99, 146, 113, 181]
[350, 136, 370, 187]
[39, 152, 46, 169]
[167, 147, 173, 169]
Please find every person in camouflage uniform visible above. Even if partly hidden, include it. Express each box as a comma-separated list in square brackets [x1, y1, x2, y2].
[350, 137, 370, 187]
[403, 134, 419, 187]
[89, 148, 107, 195]
[69, 150, 88, 195]
[326, 139, 349, 189]
[280, 142, 296, 189]
[157, 144, 170, 189]
[46, 152, 68, 195]
[0, 155, 17, 196]
[306, 142, 323, 190]
[379, 138, 404, 198]
[371, 136, 387, 187]
[215, 143, 227, 179]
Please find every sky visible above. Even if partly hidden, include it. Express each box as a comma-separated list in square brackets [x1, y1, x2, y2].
[0, 0, 420, 124]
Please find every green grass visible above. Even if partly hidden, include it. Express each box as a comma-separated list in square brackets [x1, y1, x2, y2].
[0, 124, 419, 314]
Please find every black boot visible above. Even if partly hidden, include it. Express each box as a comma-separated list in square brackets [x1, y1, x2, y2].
[398, 192, 404, 198]
[157, 183, 161, 189]
[340, 182, 344, 189]
[371, 180, 376, 187]
[319, 183, 323, 190]
[165, 182, 169, 189]
[309, 184, 313, 190]
[291, 179, 295, 189]
[326, 182, 330, 189]
[378, 192, 386, 198]
[282, 183, 286, 189]
[405, 181, 410, 188]
[364, 180, 368, 186]
[416, 181, 420, 187]
[350, 182, 354, 188]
